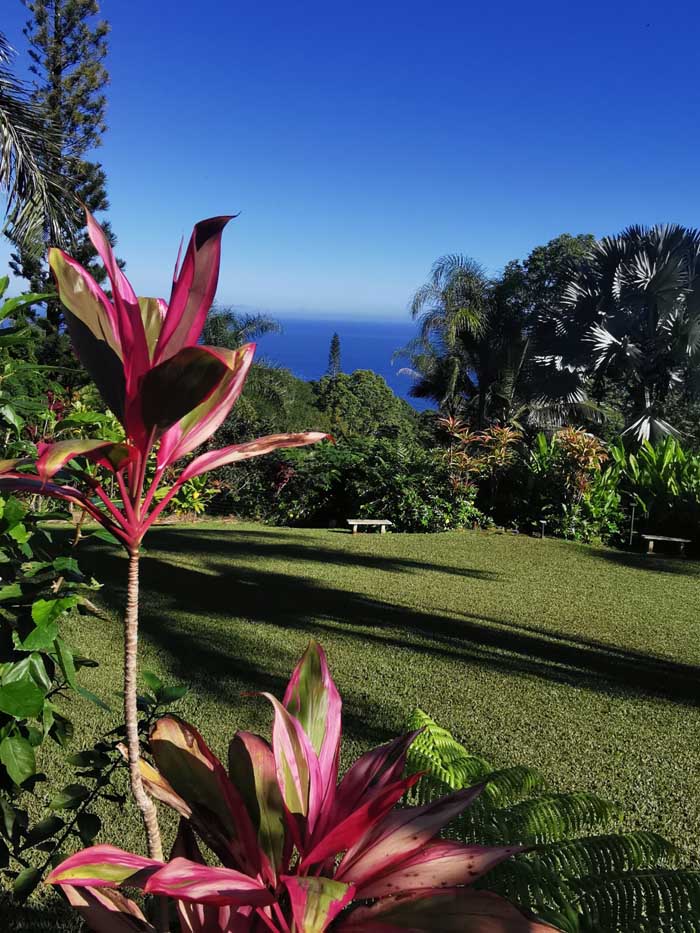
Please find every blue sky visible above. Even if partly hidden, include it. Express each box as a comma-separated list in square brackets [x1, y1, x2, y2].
[2, 0, 700, 319]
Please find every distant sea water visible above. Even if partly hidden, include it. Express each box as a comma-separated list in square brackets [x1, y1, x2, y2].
[255, 317, 430, 410]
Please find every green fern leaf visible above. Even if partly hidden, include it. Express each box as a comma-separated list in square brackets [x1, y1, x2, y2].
[535, 832, 677, 880]
[570, 870, 700, 932]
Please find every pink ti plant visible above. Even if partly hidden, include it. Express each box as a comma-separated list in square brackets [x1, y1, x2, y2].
[47, 642, 557, 932]
[0, 211, 327, 860]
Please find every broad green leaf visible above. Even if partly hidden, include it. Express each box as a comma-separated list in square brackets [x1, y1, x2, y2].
[13, 866, 41, 901]
[32, 596, 79, 628]
[50, 783, 91, 810]
[142, 670, 164, 695]
[0, 582, 22, 601]
[26, 814, 65, 846]
[0, 735, 36, 785]
[157, 685, 188, 704]
[54, 636, 78, 688]
[77, 812, 102, 844]
[0, 677, 45, 719]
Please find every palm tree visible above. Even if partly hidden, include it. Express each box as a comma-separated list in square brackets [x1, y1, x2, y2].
[0, 32, 72, 249]
[548, 225, 700, 442]
[399, 255, 529, 425]
[202, 305, 282, 348]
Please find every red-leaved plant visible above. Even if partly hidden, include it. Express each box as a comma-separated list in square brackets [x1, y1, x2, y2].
[47, 642, 556, 932]
[0, 212, 327, 859]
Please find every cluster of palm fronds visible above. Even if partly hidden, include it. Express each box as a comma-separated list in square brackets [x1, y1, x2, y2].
[405, 709, 700, 931]
[0, 32, 73, 249]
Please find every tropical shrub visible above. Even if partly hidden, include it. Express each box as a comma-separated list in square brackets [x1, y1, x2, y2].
[273, 438, 490, 532]
[0, 209, 328, 862]
[607, 437, 700, 542]
[0, 492, 104, 899]
[511, 430, 622, 543]
[47, 642, 554, 932]
[405, 709, 700, 932]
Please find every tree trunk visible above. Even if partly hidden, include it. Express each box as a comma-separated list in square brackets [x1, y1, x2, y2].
[124, 549, 163, 861]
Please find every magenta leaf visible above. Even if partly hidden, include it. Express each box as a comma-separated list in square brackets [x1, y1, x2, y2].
[301, 773, 421, 870]
[155, 215, 234, 362]
[332, 731, 421, 825]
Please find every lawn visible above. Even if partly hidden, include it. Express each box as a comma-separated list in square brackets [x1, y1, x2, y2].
[9, 522, 700, 927]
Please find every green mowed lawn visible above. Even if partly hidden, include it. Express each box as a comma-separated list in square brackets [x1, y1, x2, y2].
[8, 522, 700, 927]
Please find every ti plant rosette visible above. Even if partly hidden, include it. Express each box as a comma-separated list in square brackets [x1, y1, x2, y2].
[0, 211, 328, 860]
[48, 642, 557, 932]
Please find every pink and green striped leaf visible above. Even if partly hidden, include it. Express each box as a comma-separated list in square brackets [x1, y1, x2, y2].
[62, 885, 155, 932]
[356, 840, 524, 898]
[262, 692, 322, 835]
[140, 346, 231, 434]
[336, 786, 483, 887]
[331, 888, 559, 931]
[228, 731, 286, 885]
[149, 717, 260, 873]
[36, 440, 134, 482]
[157, 343, 255, 468]
[284, 641, 341, 815]
[46, 845, 162, 889]
[283, 875, 355, 933]
[144, 858, 273, 908]
[178, 432, 330, 484]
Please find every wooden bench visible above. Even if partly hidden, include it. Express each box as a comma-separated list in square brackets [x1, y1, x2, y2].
[347, 519, 393, 535]
[641, 534, 691, 556]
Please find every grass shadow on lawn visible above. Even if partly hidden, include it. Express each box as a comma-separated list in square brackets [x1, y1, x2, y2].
[80, 533, 700, 712]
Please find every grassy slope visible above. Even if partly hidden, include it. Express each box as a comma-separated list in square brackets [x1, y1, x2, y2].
[8, 523, 700, 926]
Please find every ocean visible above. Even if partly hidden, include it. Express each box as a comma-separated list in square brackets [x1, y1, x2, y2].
[254, 317, 429, 409]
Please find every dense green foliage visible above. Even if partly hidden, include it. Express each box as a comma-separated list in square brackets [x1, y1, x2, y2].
[405, 709, 699, 931]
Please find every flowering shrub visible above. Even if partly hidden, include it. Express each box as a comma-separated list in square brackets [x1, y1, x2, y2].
[47, 642, 555, 932]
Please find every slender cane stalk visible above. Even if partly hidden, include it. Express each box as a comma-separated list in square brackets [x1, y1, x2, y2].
[124, 548, 163, 861]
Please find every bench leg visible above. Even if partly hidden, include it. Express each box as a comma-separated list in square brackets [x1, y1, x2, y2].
[680, 542, 686, 556]
[380, 524, 386, 534]
[646, 539, 654, 554]
[351, 524, 357, 535]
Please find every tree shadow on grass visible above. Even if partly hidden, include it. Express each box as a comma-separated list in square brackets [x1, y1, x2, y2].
[587, 546, 700, 576]
[139, 527, 501, 580]
[81, 539, 700, 713]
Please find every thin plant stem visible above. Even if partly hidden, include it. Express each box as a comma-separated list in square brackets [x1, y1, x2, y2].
[124, 548, 163, 862]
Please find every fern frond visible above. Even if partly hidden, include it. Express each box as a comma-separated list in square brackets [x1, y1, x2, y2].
[405, 708, 492, 788]
[481, 765, 547, 808]
[571, 870, 700, 932]
[535, 832, 677, 880]
[490, 793, 619, 845]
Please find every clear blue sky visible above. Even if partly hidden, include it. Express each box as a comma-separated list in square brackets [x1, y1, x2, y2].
[2, 0, 700, 319]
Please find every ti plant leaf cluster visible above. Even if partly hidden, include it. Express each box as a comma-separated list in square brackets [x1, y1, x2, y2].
[47, 642, 555, 932]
